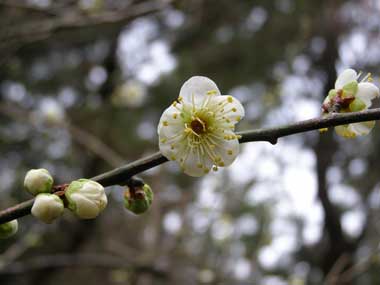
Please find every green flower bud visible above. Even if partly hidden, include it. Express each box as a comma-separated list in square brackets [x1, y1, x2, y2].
[65, 179, 107, 219]
[349, 98, 366, 112]
[342, 81, 358, 98]
[31, 194, 64, 224]
[0, 220, 18, 239]
[124, 183, 153, 215]
[24, 168, 54, 196]
[327, 89, 337, 100]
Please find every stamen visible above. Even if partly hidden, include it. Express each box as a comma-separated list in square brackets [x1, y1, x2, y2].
[207, 90, 218, 95]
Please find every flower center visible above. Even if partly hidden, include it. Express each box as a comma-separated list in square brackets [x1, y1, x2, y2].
[190, 117, 206, 134]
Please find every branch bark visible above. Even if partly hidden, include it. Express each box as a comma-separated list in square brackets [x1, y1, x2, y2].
[1, 108, 380, 224]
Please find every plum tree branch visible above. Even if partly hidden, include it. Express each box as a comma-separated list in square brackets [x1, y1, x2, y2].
[1, 108, 380, 224]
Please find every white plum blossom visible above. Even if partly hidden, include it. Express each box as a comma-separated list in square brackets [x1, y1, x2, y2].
[65, 179, 107, 219]
[24, 168, 54, 196]
[31, 194, 64, 224]
[158, 76, 245, 177]
[322, 69, 379, 138]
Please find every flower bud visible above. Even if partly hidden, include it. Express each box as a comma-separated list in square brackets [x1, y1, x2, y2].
[24, 168, 54, 196]
[0, 220, 18, 239]
[65, 179, 107, 219]
[31, 194, 64, 224]
[349, 98, 366, 112]
[124, 183, 153, 215]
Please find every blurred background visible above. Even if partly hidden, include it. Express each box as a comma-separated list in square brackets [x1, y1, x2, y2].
[1, 0, 380, 284]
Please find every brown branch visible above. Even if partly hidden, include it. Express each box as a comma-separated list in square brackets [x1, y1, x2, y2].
[0, 1, 170, 48]
[0, 103, 124, 167]
[1, 108, 380, 224]
[0, 253, 167, 279]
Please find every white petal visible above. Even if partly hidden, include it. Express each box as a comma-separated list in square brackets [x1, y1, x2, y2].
[159, 135, 185, 161]
[182, 147, 213, 177]
[71, 193, 100, 219]
[335, 125, 356, 138]
[356, 82, 379, 107]
[179, 76, 221, 106]
[348, 121, 375, 136]
[209, 95, 245, 125]
[335, 121, 375, 138]
[158, 105, 185, 138]
[335, 69, 357, 89]
[212, 136, 240, 167]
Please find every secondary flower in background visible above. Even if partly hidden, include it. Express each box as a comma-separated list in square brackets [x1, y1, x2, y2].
[111, 80, 147, 108]
[24, 168, 54, 196]
[31, 194, 64, 224]
[0, 220, 18, 239]
[158, 76, 245, 177]
[65, 179, 107, 219]
[322, 68, 379, 138]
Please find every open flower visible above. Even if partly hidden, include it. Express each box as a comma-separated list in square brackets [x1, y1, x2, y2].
[158, 76, 245, 177]
[322, 69, 379, 138]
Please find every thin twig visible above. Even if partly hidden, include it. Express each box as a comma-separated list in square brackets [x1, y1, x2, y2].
[0, 253, 167, 278]
[337, 246, 380, 283]
[0, 103, 124, 167]
[1, 108, 380, 224]
[0, 0, 171, 52]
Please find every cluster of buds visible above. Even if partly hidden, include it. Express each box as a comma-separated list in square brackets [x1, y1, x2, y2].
[24, 169, 64, 224]
[1, 168, 154, 238]
[0, 169, 109, 238]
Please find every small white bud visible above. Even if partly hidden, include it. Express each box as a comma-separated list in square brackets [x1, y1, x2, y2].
[65, 179, 107, 219]
[0, 220, 18, 239]
[31, 194, 64, 224]
[111, 80, 147, 108]
[24, 169, 54, 196]
[38, 98, 65, 126]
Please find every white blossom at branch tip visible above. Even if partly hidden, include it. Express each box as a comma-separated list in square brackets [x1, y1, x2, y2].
[65, 179, 107, 219]
[0, 220, 18, 239]
[31, 194, 64, 224]
[158, 76, 245, 177]
[322, 68, 380, 138]
[24, 168, 54, 196]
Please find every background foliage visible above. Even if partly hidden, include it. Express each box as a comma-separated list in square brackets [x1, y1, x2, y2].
[1, 0, 380, 284]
